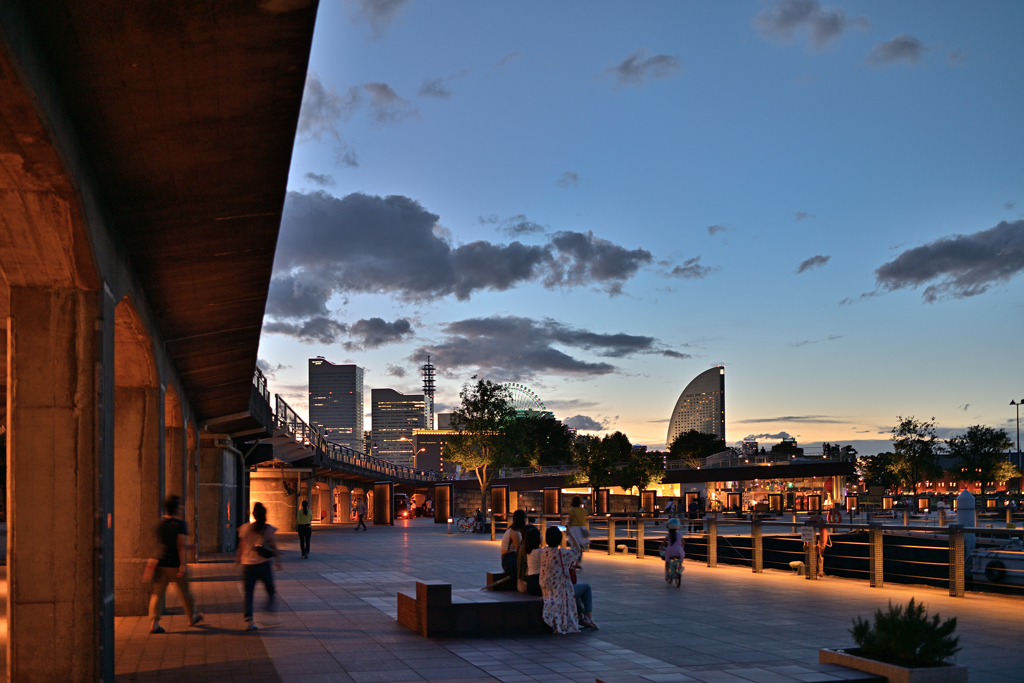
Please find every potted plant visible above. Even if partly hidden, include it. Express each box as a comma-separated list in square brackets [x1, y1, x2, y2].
[820, 598, 968, 683]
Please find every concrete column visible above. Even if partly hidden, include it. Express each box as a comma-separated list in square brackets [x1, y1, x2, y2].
[113, 385, 163, 615]
[197, 433, 240, 552]
[251, 474, 298, 532]
[7, 287, 106, 681]
[338, 486, 351, 523]
[185, 424, 198, 562]
[327, 482, 336, 523]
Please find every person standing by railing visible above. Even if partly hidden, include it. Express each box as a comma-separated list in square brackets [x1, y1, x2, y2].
[297, 499, 312, 559]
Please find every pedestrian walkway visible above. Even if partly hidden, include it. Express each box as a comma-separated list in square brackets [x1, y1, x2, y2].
[112, 520, 1024, 683]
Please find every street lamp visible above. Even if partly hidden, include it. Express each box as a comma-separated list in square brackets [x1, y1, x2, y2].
[1011, 400, 1024, 468]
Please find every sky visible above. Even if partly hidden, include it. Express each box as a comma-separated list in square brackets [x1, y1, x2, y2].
[257, 0, 1024, 455]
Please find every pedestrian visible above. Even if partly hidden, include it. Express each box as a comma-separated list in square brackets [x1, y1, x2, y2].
[236, 502, 281, 630]
[355, 497, 368, 531]
[566, 496, 590, 563]
[806, 509, 828, 578]
[687, 496, 699, 533]
[146, 494, 203, 634]
[297, 499, 312, 559]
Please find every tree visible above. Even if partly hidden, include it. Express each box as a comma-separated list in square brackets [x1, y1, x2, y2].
[443, 380, 518, 510]
[511, 413, 573, 472]
[858, 452, 901, 490]
[620, 448, 665, 496]
[565, 435, 616, 488]
[890, 416, 943, 495]
[947, 425, 1018, 494]
[669, 429, 725, 468]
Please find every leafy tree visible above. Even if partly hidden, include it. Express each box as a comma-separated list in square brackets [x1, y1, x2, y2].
[947, 425, 1018, 494]
[443, 380, 518, 510]
[858, 452, 901, 490]
[890, 416, 943, 495]
[620, 448, 665, 495]
[669, 429, 725, 468]
[566, 435, 616, 488]
[511, 413, 573, 471]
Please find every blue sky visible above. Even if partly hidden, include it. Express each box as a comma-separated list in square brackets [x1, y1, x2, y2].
[257, 0, 1024, 454]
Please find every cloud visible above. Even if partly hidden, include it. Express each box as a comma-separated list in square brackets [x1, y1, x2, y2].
[296, 72, 361, 142]
[837, 290, 881, 307]
[958, 403, 970, 412]
[267, 191, 657, 318]
[789, 335, 842, 348]
[794, 211, 814, 221]
[256, 359, 290, 379]
[363, 82, 419, 123]
[867, 34, 925, 66]
[418, 77, 451, 99]
[753, 0, 869, 49]
[556, 171, 579, 188]
[795, 254, 831, 273]
[409, 315, 685, 380]
[744, 431, 794, 440]
[874, 220, 1024, 302]
[546, 398, 599, 412]
[263, 316, 349, 344]
[669, 256, 718, 280]
[335, 147, 359, 168]
[564, 415, 607, 431]
[343, 0, 408, 37]
[1005, 201, 1017, 211]
[606, 48, 683, 87]
[738, 415, 848, 424]
[948, 50, 967, 66]
[496, 52, 521, 68]
[385, 364, 408, 378]
[480, 214, 548, 236]
[304, 172, 336, 187]
[707, 224, 728, 236]
[344, 317, 414, 350]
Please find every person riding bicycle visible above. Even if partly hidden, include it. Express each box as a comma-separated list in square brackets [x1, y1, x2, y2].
[662, 518, 685, 580]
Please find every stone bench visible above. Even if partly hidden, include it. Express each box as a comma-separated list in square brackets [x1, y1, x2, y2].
[397, 579, 547, 637]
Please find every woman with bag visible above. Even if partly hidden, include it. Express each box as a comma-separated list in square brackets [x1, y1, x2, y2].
[236, 502, 282, 630]
[539, 525, 598, 633]
[566, 496, 590, 565]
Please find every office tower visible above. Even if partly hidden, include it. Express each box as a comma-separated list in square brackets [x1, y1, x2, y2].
[308, 357, 363, 452]
[371, 388, 428, 467]
[666, 366, 725, 448]
[421, 355, 436, 430]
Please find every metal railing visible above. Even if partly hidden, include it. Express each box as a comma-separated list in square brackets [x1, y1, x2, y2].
[252, 367, 270, 404]
[273, 394, 441, 483]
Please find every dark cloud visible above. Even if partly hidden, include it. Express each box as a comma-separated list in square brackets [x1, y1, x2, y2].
[753, 0, 869, 49]
[496, 52, 521, 68]
[795, 254, 831, 273]
[948, 50, 967, 66]
[874, 220, 1024, 302]
[669, 256, 717, 280]
[363, 82, 419, 123]
[385, 364, 407, 378]
[344, 317, 414, 350]
[556, 171, 579, 188]
[837, 290, 881, 307]
[707, 224, 728, 236]
[745, 431, 794, 440]
[794, 211, 814, 221]
[419, 77, 452, 99]
[263, 316, 348, 344]
[335, 147, 359, 168]
[867, 34, 925, 66]
[343, 0, 408, 37]
[304, 172, 336, 187]
[409, 315, 685, 380]
[738, 415, 848, 424]
[564, 415, 606, 431]
[296, 72, 361, 142]
[268, 192, 657, 318]
[479, 214, 548, 236]
[958, 403, 971, 412]
[606, 48, 683, 87]
[256, 359, 290, 378]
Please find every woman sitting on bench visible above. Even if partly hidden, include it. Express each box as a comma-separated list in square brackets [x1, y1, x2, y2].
[540, 526, 598, 633]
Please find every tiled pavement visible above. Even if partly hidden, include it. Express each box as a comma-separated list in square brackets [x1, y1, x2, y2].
[112, 520, 1024, 683]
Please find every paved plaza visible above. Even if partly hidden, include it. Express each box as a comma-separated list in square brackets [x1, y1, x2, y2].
[112, 520, 1024, 683]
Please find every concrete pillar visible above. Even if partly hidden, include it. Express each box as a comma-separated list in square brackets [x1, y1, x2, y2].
[338, 486, 351, 523]
[185, 423, 198, 562]
[7, 287, 107, 681]
[327, 482, 336, 523]
[251, 473, 298, 532]
[197, 433, 241, 552]
[113, 385, 163, 615]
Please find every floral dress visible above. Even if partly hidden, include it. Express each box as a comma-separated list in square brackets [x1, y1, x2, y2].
[539, 544, 581, 634]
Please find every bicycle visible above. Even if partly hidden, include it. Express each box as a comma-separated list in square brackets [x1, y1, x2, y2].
[666, 557, 682, 587]
[456, 516, 474, 533]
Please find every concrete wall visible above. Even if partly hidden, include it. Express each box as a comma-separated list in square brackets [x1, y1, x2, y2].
[250, 475, 299, 533]
[197, 435, 239, 553]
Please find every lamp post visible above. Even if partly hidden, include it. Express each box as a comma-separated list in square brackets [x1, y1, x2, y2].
[1011, 400, 1023, 470]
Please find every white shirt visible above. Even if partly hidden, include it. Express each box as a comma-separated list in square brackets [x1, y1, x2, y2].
[527, 547, 541, 576]
[501, 528, 521, 554]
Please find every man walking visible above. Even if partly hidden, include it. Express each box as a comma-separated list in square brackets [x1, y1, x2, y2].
[148, 494, 203, 633]
[355, 497, 368, 531]
[297, 499, 312, 558]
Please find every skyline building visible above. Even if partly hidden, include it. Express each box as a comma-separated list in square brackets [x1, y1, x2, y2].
[371, 388, 428, 467]
[308, 357, 364, 452]
[666, 366, 725, 448]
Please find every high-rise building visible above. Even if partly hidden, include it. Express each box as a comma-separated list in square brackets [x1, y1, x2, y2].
[666, 366, 725, 448]
[308, 357, 363, 452]
[371, 388, 427, 467]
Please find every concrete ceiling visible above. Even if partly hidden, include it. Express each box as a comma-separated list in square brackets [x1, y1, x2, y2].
[13, 0, 317, 423]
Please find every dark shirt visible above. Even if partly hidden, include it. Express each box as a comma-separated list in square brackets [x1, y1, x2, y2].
[156, 518, 188, 567]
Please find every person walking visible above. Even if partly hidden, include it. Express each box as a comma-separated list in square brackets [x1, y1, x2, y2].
[236, 502, 282, 630]
[147, 494, 202, 634]
[297, 499, 312, 559]
[566, 496, 590, 563]
[355, 497, 368, 531]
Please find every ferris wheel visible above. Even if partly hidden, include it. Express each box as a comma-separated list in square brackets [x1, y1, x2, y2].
[501, 382, 547, 413]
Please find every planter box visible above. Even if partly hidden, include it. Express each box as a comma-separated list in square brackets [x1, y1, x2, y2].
[820, 648, 968, 683]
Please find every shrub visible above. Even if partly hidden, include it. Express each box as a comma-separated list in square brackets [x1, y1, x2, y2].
[850, 598, 960, 668]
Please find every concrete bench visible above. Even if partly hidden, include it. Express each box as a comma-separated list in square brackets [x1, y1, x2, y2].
[397, 580, 547, 637]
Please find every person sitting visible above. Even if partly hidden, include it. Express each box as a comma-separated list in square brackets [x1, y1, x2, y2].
[539, 526, 597, 632]
[521, 525, 543, 595]
[501, 510, 527, 578]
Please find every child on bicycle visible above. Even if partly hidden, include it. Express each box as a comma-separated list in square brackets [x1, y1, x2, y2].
[662, 518, 685, 580]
